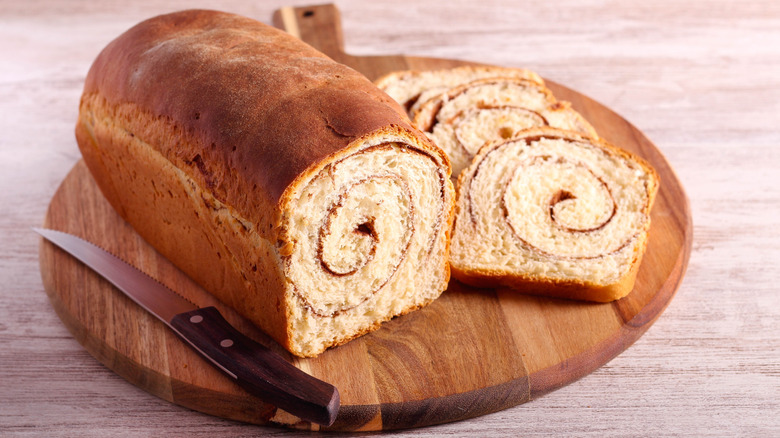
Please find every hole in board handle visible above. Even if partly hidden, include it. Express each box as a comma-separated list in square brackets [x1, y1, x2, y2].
[303, 10, 314, 17]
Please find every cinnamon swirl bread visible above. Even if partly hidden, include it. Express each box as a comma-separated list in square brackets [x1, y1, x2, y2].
[375, 66, 544, 116]
[450, 128, 658, 302]
[75, 10, 454, 357]
[413, 78, 599, 178]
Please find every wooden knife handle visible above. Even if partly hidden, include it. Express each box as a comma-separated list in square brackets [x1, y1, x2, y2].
[169, 306, 340, 426]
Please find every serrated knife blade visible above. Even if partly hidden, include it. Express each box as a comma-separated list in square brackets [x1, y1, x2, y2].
[34, 227, 340, 427]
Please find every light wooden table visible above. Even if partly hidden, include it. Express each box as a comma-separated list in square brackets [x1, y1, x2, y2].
[2, 0, 778, 436]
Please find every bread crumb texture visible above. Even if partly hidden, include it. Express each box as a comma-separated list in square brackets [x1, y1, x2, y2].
[451, 129, 658, 300]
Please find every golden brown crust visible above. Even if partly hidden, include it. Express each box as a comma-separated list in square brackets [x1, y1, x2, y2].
[77, 95, 291, 345]
[83, 9, 415, 225]
[450, 232, 648, 303]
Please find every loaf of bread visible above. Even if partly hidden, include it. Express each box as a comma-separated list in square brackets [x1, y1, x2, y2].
[375, 66, 544, 116]
[450, 128, 658, 302]
[75, 10, 455, 357]
[412, 77, 599, 178]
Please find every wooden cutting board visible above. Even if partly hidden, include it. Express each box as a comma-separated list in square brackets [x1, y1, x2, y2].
[38, 4, 692, 432]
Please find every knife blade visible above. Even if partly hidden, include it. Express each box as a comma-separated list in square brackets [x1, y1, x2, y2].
[34, 227, 339, 427]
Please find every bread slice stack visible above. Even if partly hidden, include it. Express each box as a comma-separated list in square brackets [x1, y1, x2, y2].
[376, 66, 544, 116]
[377, 67, 598, 179]
[376, 67, 659, 302]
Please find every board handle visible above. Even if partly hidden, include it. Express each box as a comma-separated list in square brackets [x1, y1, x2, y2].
[272, 4, 347, 62]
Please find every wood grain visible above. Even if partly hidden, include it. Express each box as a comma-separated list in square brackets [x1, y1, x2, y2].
[35, 4, 690, 432]
[3, 0, 779, 436]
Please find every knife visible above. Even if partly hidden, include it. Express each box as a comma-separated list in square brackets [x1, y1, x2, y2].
[34, 227, 339, 427]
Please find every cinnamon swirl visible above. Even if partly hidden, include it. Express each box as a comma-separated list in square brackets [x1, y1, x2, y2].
[375, 66, 544, 116]
[450, 128, 658, 302]
[413, 78, 599, 178]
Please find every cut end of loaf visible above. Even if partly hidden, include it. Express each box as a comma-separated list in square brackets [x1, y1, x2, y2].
[280, 128, 454, 357]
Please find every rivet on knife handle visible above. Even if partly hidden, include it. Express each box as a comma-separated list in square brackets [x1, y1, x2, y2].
[169, 306, 340, 426]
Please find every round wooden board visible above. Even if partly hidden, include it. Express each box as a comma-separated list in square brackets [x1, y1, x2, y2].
[37, 5, 692, 432]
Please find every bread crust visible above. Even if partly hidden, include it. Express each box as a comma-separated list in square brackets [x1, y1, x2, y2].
[76, 10, 454, 356]
[450, 233, 647, 303]
[82, 9, 417, 228]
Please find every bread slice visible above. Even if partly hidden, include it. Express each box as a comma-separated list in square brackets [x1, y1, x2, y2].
[450, 128, 658, 302]
[76, 10, 454, 357]
[375, 66, 544, 116]
[413, 78, 598, 178]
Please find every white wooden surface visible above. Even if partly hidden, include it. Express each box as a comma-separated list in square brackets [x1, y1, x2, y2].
[1, 0, 778, 436]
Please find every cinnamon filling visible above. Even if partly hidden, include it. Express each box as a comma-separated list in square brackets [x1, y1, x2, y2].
[468, 134, 648, 260]
[287, 142, 448, 318]
[403, 92, 422, 114]
[316, 175, 410, 280]
[451, 105, 549, 159]
[423, 78, 547, 132]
